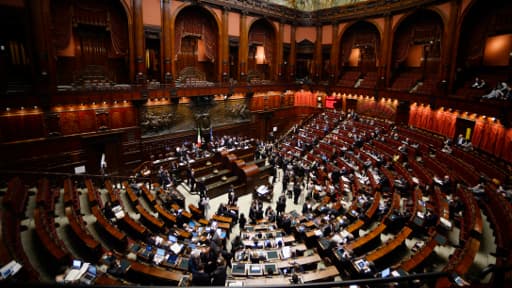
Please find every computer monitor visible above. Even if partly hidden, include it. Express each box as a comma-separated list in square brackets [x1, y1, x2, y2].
[381, 268, 391, 278]
[131, 243, 141, 252]
[434, 234, 447, 245]
[72, 259, 82, 269]
[248, 264, 263, 275]
[264, 263, 277, 275]
[188, 220, 196, 228]
[231, 263, 246, 276]
[156, 248, 166, 256]
[146, 246, 152, 252]
[168, 235, 177, 242]
[167, 254, 178, 265]
[358, 261, 365, 268]
[1, 268, 12, 279]
[266, 250, 279, 261]
[178, 258, 189, 270]
[87, 265, 97, 276]
[217, 229, 227, 239]
[413, 216, 424, 226]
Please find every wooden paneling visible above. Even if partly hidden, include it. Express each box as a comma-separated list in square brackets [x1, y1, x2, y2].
[0, 113, 45, 142]
[59, 111, 82, 135]
[110, 107, 137, 129]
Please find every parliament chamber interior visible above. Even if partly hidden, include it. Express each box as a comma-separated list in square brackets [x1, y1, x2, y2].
[1, 0, 512, 287]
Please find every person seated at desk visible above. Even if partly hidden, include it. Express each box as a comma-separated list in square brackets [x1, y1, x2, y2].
[411, 240, 425, 253]
[251, 239, 263, 249]
[106, 257, 125, 276]
[336, 246, 353, 260]
[103, 201, 115, 220]
[291, 273, 301, 284]
[424, 209, 438, 227]
[231, 236, 244, 254]
[441, 142, 453, 154]
[472, 77, 486, 88]
[250, 250, 265, 263]
[471, 182, 485, 196]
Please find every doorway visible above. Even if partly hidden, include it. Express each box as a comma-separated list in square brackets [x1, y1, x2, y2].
[83, 133, 122, 176]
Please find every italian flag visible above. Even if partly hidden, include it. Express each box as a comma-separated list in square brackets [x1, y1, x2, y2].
[196, 128, 202, 148]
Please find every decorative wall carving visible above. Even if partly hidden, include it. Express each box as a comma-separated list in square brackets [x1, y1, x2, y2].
[95, 109, 109, 130]
[140, 98, 251, 137]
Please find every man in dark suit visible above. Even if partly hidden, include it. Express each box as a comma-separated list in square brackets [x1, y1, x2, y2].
[191, 263, 210, 286]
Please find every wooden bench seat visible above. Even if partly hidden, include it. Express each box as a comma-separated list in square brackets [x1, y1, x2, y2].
[91, 205, 127, 246]
[135, 204, 165, 232]
[120, 215, 148, 239]
[65, 206, 102, 255]
[154, 204, 177, 225]
[33, 207, 71, 263]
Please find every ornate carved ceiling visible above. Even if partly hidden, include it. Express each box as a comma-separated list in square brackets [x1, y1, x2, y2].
[201, 0, 443, 25]
[267, 0, 369, 12]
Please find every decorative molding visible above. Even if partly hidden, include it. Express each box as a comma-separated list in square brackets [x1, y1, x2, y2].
[199, 0, 446, 26]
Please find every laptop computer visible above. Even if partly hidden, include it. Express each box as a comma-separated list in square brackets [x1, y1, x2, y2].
[72, 259, 82, 270]
[381, 267, 391, 278]
[81, 265, 97, 284]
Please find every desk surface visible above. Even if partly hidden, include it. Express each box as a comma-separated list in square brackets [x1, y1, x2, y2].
[123, 182, 139, 204]
[154, 204, 177, 223]
[65, 207, 100, 251]
[301, 265, 339, 283]
[276, 254, 321, 269]
[91, 206, 127, 242]
[400, 236, 437, 272]
[121, 215, 147, 236]
[365, 226, 412, 262]
[454, 237, 480, 275]
[212, 214, 233, 224]
[346, 223, 386, 251]
[128, 260, 183, 283]
[346, 219, 364, 234]
[136, 204, 165, 229]
[229, 276, 290, 286]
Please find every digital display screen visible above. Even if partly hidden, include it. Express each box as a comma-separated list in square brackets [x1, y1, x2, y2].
[267, 250, 279, 260]
[88, 265, 97, 276]
[156, 248, 165, 256]
[72, 259, 82, 269]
